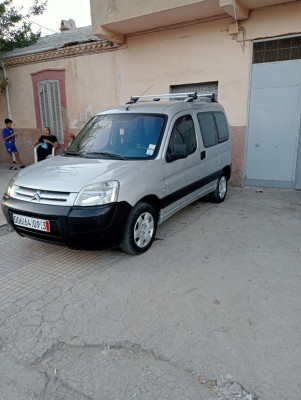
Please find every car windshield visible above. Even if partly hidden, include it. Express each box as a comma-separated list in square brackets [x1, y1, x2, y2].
[66, 113, 166, 159]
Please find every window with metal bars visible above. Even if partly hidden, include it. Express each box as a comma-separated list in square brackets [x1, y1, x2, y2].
[170, 82, 218, 101]
[253, 36, 301, 64]
[38, 80, 64, 143]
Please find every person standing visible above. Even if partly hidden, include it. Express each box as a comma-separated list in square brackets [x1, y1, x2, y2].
[35, 127, 58, 162]
[2, 118, 25, 170]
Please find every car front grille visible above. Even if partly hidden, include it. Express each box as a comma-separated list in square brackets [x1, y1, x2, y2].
[13, 186, 72, 206]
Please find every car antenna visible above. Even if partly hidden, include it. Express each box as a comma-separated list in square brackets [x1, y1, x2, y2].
[125, 83, 154, 110]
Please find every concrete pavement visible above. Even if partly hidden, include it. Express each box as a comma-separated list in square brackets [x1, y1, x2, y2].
[0, 161, 300, 399]
[0, 163, 19, 227]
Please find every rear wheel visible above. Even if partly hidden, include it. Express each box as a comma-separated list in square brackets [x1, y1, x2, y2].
[121, 202, 157, 255]
[210, 175, 227, 203]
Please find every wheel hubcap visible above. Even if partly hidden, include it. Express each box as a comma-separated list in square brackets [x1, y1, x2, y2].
[134, 212, 154, 248]
[219, 177, 227, 199]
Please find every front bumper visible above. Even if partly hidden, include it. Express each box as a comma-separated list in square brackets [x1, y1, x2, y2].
[1, 195, 132, 250]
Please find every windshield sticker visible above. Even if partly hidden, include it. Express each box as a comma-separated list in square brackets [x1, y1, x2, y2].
[149, 144, 155, 150]
[146, 149, 154, 155]
[120, 128, 124, 144]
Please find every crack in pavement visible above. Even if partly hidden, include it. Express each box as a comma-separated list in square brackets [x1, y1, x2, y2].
[0, 224, 12, 237]
[28, 340, 258, 400]
[200, 376, 259, 400]
[30, 340, 216, 399]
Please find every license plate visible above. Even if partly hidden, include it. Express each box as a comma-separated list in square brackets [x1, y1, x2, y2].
[13, 214, 50, 232]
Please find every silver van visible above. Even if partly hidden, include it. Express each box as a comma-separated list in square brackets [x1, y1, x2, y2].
[2, 93, 232, 254]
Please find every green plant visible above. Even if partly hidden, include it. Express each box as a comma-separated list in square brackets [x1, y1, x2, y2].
[0, 0, 47, 53]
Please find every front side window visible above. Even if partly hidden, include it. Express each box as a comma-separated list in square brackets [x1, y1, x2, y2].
[67, 113, 166, 159]
[197, 112, 218, 148]
[168, 115, 197, 155]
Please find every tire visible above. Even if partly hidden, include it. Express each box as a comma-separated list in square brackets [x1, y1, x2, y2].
[210, 175, 227, 203]
[120, 202, 157, 255]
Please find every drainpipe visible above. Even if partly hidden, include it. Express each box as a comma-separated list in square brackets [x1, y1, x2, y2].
[1, 60, 12, 119]
[1, 60, 16, 162]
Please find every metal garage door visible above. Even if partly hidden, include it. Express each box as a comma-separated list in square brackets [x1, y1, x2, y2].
[245, 36, 301, 189]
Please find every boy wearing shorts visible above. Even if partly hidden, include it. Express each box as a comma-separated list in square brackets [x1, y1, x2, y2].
[2, 118, 25, 170]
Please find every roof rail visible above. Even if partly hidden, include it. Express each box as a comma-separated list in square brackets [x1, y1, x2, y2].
[125, 92, 217, 104]
[197, 93, 216, 103]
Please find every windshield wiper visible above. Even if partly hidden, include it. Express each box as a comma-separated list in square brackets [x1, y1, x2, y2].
[65, 151, 126, 160]
[64, 151, 87, 157]
[87, 152, 126, 160]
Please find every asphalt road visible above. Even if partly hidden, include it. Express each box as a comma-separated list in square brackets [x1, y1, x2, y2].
[0, 177, 300, 399]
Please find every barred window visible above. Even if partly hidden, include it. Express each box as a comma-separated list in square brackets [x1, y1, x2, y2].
[38, 80, 64, 143]
[253, 36, 301, 64]
[170, 81, 218, 101]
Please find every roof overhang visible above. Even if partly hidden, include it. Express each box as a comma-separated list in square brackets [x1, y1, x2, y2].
[90, 0, 292, 43]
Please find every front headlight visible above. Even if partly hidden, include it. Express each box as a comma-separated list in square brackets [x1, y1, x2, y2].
[74, 180, 119, 206]
[6, 175, 18, 197]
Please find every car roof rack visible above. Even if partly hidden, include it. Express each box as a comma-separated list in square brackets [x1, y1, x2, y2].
[125, 92, 217, 104]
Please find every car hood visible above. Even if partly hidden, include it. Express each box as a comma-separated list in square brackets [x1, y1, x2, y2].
[15, 156, 146, 192]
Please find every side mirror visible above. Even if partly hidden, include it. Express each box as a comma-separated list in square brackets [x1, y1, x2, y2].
[166, 143, 187, 162]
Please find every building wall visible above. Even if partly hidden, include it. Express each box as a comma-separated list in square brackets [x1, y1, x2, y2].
[1, 1, 300, 184]
[0, 51, 117, 164]
[91, 0, 211, 24]
[111, 1, 301, 185]
[114, 16, 250, 184]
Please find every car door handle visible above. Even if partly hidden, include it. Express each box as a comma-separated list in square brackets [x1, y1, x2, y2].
[200, 151, 206, 160]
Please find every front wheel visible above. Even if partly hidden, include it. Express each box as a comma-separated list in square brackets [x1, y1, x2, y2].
[210, 175, 227, 203]
[120, 202, 157, 255]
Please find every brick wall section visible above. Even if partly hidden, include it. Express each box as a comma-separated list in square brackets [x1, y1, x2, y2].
[230, 126, 246, 187]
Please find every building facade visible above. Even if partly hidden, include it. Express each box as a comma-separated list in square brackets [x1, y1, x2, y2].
[0, 26, 118, 164]
[1, 0, 301, 188]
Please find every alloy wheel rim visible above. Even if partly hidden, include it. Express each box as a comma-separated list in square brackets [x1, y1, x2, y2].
[219, 177, 227, 199]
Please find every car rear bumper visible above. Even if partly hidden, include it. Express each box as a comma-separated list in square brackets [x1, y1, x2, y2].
[1, 195, 132, 250]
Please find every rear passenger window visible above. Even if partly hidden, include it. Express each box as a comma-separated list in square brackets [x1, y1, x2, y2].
[214, 112, 229, 143]
[197, 112, 218, 148]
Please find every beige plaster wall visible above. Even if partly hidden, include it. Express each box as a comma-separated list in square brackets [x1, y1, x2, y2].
[64, 52, 117, 129]
[112, 16, 251, 185]
[0, 52, 117, 164]
[0, 92, 8, 125]
[91, 0, 208, 23]
[0, 64, 36, 127]
[115, 16, 250, 126]
[113, 0, 301, 125]
[110, 2, 301, 185]
[1, 52, 117, 130]
[241, 2, 301, 41]
[1, 1, 300, 181]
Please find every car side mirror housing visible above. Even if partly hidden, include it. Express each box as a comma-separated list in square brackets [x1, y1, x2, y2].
[166, 143, 187, 162]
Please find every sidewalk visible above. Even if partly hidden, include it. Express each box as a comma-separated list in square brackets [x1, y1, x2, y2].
[0, 184, 300, 399]
[0, 162, 24, 226]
